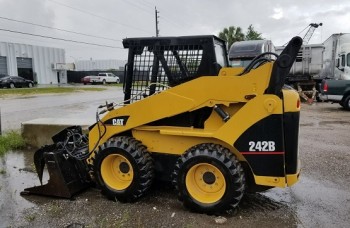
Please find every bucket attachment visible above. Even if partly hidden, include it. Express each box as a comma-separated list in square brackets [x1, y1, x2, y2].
[21, 126, 92, 198]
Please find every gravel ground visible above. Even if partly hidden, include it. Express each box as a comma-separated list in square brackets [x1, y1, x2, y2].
[1, 98, 350, 228]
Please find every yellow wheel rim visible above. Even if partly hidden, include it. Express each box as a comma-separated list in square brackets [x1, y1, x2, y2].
[101, 154, 134, 191]
[185, 163, 226, 204]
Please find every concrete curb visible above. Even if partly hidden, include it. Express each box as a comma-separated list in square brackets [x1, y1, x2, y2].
[22, 118, 94, 148]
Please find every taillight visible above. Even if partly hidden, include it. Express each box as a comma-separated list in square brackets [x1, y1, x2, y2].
[323, 82, 328, 92]
[297, 99, 300, 108]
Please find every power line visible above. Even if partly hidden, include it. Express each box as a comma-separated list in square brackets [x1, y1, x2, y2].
[0, 16, 122, 42]
[47, 0, 152, 35]
[137, 0, 154, 8]
[148, 4, 189, 29]
[121, 0, 182, 32]
[141, 0, 156, 8]
[131, 1, 184, 29]
[121, 0, 153, 16]
[160, 16, 183, 29]
[0, 28, 124, 49]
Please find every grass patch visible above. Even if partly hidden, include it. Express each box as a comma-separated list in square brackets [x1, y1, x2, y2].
[48, 201, 63, 216]
[0, 87, 106, 96]
[0, 130, 26, 156]
[103, 83, 123, 87]
[25, 214, 36, 222]
[115, 210, 130, 228]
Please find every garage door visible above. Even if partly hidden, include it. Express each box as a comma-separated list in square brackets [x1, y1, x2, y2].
[0, 56, 8, 75]
[16, 57, 33, 80]
[17, 57, 33, 68]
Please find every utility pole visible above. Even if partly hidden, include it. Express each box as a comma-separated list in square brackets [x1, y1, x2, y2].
[155, 7, 160, 37]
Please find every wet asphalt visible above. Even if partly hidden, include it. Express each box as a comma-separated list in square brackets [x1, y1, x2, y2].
[0, 86, 350, 227]
[0, 85, 124, 131]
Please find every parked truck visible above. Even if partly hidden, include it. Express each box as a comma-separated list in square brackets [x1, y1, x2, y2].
[320, 79, 350, 110]
[320, 33, 350, 81]
[275, 44, 324, 102]
[229, 33, 350, 102]
[229, 39, 275, 68]
[81, 72, 120, 85]
[229, 40, 322, 102]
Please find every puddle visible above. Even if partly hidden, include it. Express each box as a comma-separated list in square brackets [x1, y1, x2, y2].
[239, 192, 288, 215]
[0, 150, 43, 227]
[262, 176, 350, 228]
[15, 96, 37, 99]
[300, 123, 314, 127]
[318, 120, 350, 126]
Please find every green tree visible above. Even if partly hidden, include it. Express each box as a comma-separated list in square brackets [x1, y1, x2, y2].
[218, 26, 245, 48]
[245, 24, 263, 40]
[218, 25, 263, 48]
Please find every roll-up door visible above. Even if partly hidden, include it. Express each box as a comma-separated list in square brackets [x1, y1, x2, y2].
[0, 56, 8, 75]
[16, 57, 33, 80]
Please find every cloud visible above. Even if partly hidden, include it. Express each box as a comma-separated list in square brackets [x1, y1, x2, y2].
[1, 0, 350, 59]
[271, 8, 284, 20]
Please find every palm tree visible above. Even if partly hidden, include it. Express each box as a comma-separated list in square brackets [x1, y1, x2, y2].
[218, 26, 245, 48]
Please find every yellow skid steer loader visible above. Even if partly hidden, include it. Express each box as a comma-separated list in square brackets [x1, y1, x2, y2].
[22, 35, 302, 213]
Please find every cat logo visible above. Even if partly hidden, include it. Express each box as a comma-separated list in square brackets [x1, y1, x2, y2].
[112, 119, 124, 126]
[104, 116, 129, 126]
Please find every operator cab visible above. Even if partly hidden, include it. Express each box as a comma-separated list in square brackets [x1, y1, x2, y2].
[122, 35, 229, 103]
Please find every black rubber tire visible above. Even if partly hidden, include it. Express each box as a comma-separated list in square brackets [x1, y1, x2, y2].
[28, 82, 33, 88]
[343, 95, 350, 111]
[102, 80, 106, 85]
[9, 82, 15, 88]
[93, 136, 154, 202]
[172, 143, 245, 214]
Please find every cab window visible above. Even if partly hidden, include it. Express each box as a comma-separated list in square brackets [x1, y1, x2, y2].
[347, 53, 350, 66]
[214, 42, 227, 67]
[341, 54, 345, 67]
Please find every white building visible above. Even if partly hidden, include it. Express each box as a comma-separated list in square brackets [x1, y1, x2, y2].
[75, 59, 126, 71]
[0, 41, 67, 84]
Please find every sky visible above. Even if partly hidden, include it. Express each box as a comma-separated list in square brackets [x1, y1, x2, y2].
[0, 0, 349, 62]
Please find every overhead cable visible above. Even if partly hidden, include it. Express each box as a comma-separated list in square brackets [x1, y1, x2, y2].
[0, 16, 122, 42]
[47, 0, 152, 35]
[0, 28, 123, 49]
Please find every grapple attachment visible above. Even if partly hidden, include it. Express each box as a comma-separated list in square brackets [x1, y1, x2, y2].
[21, 126, 91, 198]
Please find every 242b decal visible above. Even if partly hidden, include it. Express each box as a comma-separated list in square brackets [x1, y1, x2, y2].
[248, 141, 276, 152]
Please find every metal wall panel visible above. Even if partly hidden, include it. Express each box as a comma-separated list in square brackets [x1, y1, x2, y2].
[0, 42, 66, 84]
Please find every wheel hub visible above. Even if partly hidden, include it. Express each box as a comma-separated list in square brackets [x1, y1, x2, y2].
[203, 171, 216, 185]
[185, 163, 226, 204]
[101, 154, 134, 190]
[119, 162, 130, 174]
